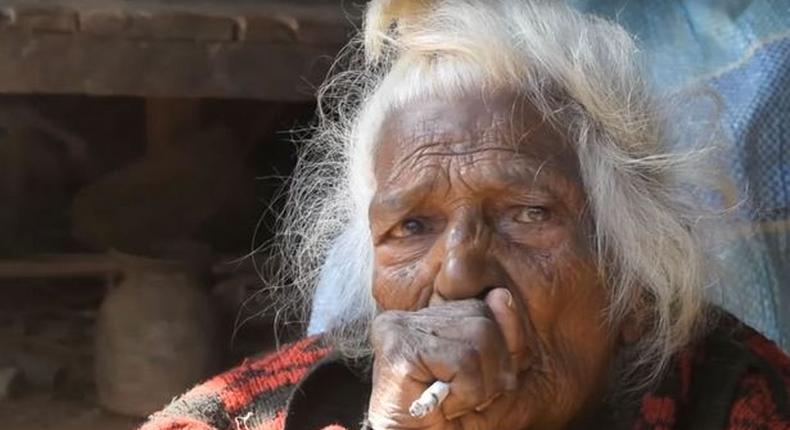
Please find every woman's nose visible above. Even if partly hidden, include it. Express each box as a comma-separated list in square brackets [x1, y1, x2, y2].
[433, 210, 502, 301]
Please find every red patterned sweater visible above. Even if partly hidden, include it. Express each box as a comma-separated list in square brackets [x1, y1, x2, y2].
[141, 316, 790, 430]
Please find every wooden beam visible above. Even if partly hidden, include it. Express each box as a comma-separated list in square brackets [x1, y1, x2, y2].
[0, 30, 340, 100]
[2, 1, 353, 47]
[0, 0, 356, 100]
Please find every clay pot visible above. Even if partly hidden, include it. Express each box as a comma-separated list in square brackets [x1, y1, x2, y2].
[95, 244, 219, 417]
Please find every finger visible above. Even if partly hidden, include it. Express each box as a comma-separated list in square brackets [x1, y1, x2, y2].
[370, 305, 512, 425]
[412, 340, 490, 418]
[485, 288, 528, 382]
[414, 309, 511, 415]
[434, 348, 487, 419]
[369, 350, 442, 428]
[416, 299, 491, 320]
[415, 314, 510, 400]
[464, 316, 510, 401]
[371, 313, 436, 384]
[417, 340, 506, 419]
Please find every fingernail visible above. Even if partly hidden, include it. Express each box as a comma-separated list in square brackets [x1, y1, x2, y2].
[504, 289, 514, 309]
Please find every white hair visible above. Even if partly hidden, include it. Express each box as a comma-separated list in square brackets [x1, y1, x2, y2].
[269, 0, 724, 385]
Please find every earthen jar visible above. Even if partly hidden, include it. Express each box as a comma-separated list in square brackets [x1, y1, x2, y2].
[96, 245, 219, 417]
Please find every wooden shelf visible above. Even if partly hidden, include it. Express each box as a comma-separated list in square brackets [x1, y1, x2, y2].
[0, 253, 249, 279]
[0, 254, 119, 279]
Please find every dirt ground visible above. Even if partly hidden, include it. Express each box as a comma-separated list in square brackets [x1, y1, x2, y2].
[1, 392, 140, 430]
[0, 281, 141, 430]
[0, 272, 282, 430]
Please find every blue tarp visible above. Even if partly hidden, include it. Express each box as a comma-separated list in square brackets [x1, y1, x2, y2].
[570, 0, 790, 349]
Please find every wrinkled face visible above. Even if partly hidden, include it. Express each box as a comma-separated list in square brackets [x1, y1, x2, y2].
[369, 91, 619, 428]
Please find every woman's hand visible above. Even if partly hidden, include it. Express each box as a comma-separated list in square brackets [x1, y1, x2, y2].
[367, 290, 524, 429]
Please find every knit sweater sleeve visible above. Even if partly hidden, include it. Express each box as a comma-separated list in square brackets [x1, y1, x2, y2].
[725, 371, 790, 430]
[140, 417, 219, 430]
[140, 336, 333, 430]
[725, 331, 790, 429]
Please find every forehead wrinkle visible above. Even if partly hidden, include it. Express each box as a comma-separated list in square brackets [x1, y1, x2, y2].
[385, 139, 453, 185]
[374, 92, 580, 203]
[377, 96, 551, 177]
[386, 121, 523, 184]
[387, 138, 577, 197]
[372, 166, 446, 214]
[454, 155, 544, 187]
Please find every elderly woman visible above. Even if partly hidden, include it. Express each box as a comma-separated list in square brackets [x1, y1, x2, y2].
[142, 1, 790, 429]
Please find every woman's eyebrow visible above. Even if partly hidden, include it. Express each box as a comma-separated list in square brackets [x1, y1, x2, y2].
[371, 178, 437, 215]
[479, 156, 577, 187]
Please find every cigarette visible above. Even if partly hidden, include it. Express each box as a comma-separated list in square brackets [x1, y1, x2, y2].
[409, 381, 450, 418]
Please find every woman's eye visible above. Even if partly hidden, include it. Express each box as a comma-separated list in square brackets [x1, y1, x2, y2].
[390, 218, 427, 238]
[514, 206, 550, 223]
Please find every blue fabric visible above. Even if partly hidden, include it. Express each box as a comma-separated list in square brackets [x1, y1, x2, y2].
[570, 0, 790, 349]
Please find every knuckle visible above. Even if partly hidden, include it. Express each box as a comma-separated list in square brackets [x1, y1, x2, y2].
[371, 313, 408, 355]
[371, 312, 405, 337]
[372, 311, 404, 330]
[377, 333, 403, 358]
